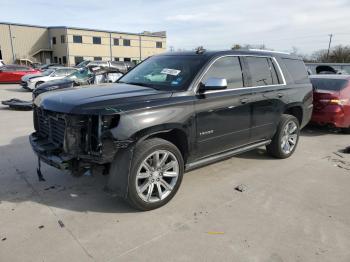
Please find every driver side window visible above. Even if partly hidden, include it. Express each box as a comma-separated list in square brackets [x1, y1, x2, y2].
[202, 56, 244, 89]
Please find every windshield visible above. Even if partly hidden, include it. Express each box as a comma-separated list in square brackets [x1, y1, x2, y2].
[118, 55, 206, 91]
[311, 78, 348, 91]
[66, 68, 93, 80]
[42, 69, 55, 76]
[76, 60, 90, 67]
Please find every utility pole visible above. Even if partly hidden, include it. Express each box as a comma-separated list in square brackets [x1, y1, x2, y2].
[326, 34, 333, 61]
[8, 25, 16, 62]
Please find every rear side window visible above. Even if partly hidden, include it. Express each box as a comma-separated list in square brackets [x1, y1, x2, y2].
[310, 78, 348, 91]
[245, 57, 279, 86]
[202, 56, 244, 89]
[283, 58, 308, 84]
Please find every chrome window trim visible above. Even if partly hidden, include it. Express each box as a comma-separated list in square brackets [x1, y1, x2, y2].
[193, 54, 287, 94]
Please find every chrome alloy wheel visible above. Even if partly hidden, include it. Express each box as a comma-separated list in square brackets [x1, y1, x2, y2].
[136, 150, 179, 203]
[281, 120, 298, 154]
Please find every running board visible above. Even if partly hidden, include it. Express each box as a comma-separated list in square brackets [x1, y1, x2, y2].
[185, 140, 271, 171]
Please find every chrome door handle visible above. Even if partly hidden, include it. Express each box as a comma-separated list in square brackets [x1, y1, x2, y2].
[277, 93, 284, 98]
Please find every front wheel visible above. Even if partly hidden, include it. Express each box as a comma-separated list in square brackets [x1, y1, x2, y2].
[127, 138, 184, 211]
[266, 114, 300, 159]
[35, 81, 44, 88]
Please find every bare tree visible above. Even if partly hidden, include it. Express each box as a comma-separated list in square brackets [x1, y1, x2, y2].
[311, 45, 350, 63]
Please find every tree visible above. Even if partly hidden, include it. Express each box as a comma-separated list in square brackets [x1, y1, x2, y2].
[311, 45, 350, 63]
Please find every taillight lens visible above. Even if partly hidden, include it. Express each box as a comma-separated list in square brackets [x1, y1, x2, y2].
[330, 99, 349, 105]
[318, 98, 348, 105]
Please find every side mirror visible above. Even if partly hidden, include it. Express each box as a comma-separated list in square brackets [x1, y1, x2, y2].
[200, 77, 227, 92]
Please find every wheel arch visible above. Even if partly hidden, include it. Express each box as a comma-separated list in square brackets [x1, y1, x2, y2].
[284, 104, 303, 125]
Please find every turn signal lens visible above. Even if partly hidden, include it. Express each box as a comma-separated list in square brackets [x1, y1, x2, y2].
[330, 99, 348, 105]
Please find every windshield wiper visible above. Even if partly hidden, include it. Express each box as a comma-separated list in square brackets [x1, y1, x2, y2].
[122, 82, 158, 89]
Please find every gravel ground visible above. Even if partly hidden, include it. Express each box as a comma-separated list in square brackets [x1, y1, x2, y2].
[0, 84, 350, 262]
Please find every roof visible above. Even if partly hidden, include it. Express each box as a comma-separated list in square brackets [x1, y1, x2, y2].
[0, 22, 166, 38]
[309, 74, 350, 80]
[158, 49, 300, 59]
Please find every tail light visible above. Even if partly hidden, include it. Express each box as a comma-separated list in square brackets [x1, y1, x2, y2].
[319, 98, 349, 105]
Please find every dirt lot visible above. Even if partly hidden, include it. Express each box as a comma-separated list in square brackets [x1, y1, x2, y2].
[0, 84, 350, 262]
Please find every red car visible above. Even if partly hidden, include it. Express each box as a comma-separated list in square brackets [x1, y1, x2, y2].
[0, 65, 41, 83]
[310, 75, 350, 133]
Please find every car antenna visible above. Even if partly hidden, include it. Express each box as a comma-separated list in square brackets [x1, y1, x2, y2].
[195, 46, 206, 54]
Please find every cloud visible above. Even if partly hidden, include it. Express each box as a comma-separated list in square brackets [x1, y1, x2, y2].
[1, 0, 350, 54]
[166, 13, 208, 22]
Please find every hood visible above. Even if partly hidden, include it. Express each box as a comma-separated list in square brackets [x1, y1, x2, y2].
[32, 78, 74, 98]
[22, 73, 43, 82]
[37, 78, 73, 88]
[34, 83, 173, 114]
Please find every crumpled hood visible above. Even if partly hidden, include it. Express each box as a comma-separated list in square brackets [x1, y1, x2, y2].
[34, 83, 173, 114]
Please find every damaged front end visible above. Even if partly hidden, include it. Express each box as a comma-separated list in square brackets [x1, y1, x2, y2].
[29, 106, 131, 175]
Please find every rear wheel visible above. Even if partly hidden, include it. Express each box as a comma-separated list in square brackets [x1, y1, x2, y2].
[266, 114, 300, 159]
[127, 138, 184, 211]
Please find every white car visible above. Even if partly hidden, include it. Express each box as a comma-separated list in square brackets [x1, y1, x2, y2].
[26, 67, 77, 90]
[0, 60, 4, 67]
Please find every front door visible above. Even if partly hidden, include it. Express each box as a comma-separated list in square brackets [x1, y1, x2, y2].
[194, 56, 252, 159]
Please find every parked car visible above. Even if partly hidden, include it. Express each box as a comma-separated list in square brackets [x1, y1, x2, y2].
[21, 68, 56, 90]
[32, 67, 94, 97]
[310, 75, 350, 133]
[32, 65, 128, 97]
[30, 50, 313, 210]
[0, 60, 5, 67]
[24, 67, 78, 91]
[77, 60, 134, 73]
[38, 63, 64, 70]
[0, 65, 41, 83]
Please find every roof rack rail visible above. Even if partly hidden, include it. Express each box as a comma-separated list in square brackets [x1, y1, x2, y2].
[195, 46, 206, 54]
[248, 49, 290, 55]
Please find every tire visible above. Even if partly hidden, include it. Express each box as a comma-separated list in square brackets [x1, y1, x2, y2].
[35, 81, 44, 88]
[342, 128, 350, 134]
[127, 138, 184, 211]
[266, 114, 300, 159]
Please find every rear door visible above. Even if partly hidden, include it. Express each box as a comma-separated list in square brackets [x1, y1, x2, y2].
[194, 56, 253, 158]
[243, 56, 285, 142]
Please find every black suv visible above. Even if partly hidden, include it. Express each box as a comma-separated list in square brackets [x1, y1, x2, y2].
[30, 50, 313, 210]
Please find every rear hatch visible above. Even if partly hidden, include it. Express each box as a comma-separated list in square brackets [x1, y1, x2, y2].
[311, 78, 348, 111]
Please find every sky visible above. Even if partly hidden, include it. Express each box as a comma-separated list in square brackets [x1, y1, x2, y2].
[1, 0, 350, 55]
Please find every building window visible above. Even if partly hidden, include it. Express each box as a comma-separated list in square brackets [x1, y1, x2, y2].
[62, 56, 67, 64]
[94, 57, 102, 61]
[54, 56, 58, 63]
[74, 56, 84, 65]
[114, 57, 119, 61]
[73, 35, 82, 43]
[123, 39, 131, 46]
[93, 37, 101, 45]
[61, 35, 66, 43]
[113, 38, 119, 46]
[52, 37, 56, 45]
[124, 58, 131, 62]
[156, 41, 162, 48]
